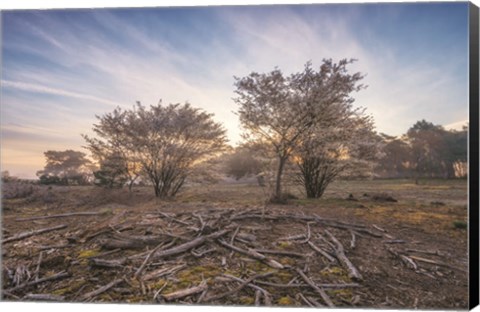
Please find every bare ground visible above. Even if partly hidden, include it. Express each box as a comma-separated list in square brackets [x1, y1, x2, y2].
[1, 179, 469, 309]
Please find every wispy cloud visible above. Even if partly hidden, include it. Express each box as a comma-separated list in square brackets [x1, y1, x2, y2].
[0, 4, 469, 178]
[2, 80, 122, 107]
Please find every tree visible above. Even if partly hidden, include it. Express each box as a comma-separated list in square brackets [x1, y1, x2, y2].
[234, 59, 365, 200]
[406, 120, 468, 182]
[85, 102, 227, 197]
[83, 107, 141, 190]
[36, 150, 93, 185]
[295, 112, 381, 198]
[375, 134, 412, 178]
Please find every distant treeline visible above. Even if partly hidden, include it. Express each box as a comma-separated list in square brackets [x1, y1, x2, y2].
[374, 120, 467, 181]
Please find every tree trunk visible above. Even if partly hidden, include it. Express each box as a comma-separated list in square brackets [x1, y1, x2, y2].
[274, 156, 287, 199]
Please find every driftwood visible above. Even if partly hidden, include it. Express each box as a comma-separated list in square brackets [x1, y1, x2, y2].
[80, 278, 124, 301]
[162, 281, 208, 301]
[295, 268, 335, 308]
[325, 230, 363, 281]
[3, 224, 67, 244]
[16, 211, 104, 222]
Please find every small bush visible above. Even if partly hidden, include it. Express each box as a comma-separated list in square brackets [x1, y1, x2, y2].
[1, 181, 37, 199]
[453, 220, 467, 229]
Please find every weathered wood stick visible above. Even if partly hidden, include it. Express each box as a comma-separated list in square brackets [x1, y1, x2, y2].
[151, 229, 230, 260]
[34, 251, 44, 281]
[307, 241, 336, 262]
[254, 249, 306, 258]
[134, 242, 167, 279]
[204, 272, 273, 302]
[409, 255, 467, 273]
[297, 292, 316, 307]
[89, 257, 126, 269]
[255, 289, 262, 306]
[6, 271, 70, 292]
[350, 231, 356, 249]
[279, 234, 306, 241]
[400, 255, 417, 269]
[217, 239, 284, 269]
[222, 274, 270, 294]
[254, 280, 361, 289]
[80, 278, 124, 301]
[3, 224, 67, 244]
[162, 281, 208, 301]
[300, 222, 313, 243]
[372, 224, 386, 232]
[306, 296, 324, 307]
[324, 230, 363, 281]
[142, 264, 187, 281]
[16, 211, 104, 222]
[295, 268, 335, 308]
[23, 294, 65, 301]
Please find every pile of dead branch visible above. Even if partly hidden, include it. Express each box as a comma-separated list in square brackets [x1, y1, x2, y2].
[1, 208, 465, 307]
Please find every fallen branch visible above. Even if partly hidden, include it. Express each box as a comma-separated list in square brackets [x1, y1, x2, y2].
[134, 242, 168, 279]
[204, 272, 273, 302]
[254, 280, 361, 289]
[3, 224, 67, 244]
[217, 239, 283, 269]
[307, 241, 336, 263]
[89, 257, 126, 269]
[23, 294, 65, 301]
[254, 249, 306, 258]
[16, 211, 104, 222]
[6, 271, 70, 292]
[80, 278, 124, 301]
[295, 268, 335, 308]
[151, 229, 230, 261]
[300, 222, 313, 243]
[34, 251, 44, 281]
[325, 230, 363, 281]
[142, 264, 187, 281]
[162, 281, 208, 301]
[409, 255, 467, 273]
[297, 292, 316, 307]
[350, 231, 356, 249]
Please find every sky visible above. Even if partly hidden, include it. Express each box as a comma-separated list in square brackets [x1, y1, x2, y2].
[0, 1, 471, 179]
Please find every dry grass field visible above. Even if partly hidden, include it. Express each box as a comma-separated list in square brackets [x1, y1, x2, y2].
[1, 178, 468, 308]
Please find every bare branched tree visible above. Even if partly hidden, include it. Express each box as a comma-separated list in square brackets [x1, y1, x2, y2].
[85, 102, 228, 197]
[295, 114, 382, 198]
[234, 59, 366, 201]
[83, 108, 140, 190]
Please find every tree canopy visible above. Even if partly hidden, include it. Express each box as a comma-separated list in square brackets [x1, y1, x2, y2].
[234, 59, 367, 200]
[84, 102, 228, 197]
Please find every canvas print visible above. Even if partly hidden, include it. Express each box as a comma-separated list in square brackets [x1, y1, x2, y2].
[0, 2, 476, 309]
